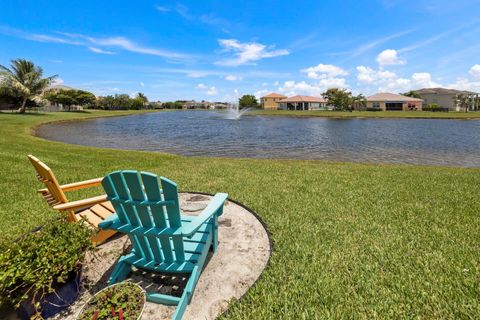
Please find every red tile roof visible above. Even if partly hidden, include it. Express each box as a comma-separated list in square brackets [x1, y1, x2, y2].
[278, 95, 326, 103]
[262, 92, 287, 98]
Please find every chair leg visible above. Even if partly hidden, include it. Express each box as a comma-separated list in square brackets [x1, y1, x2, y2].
[211, 216, 219, 252]
[172, 268, 198, 320]
[172, 292, 189, 320]
[108, 256, 132, 284]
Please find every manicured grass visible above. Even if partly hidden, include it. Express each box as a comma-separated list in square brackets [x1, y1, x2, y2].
[249, 109, 480, 119]
[1, 110, 479, 318]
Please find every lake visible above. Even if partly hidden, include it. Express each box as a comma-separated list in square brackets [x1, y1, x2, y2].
[36, 111, 480, 167]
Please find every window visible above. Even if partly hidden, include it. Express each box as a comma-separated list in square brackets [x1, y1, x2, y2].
[373, 102, 380, 108]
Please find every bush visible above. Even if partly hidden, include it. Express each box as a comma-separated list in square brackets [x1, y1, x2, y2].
[0, 219, 93, 316]
[366, 107, 382, 111]
[423, 104, 449, 112]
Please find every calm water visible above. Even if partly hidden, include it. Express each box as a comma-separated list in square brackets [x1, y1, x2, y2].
[37, 111, 480, 167]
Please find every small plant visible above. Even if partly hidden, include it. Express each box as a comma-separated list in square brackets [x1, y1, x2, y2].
[79, 282, 145, 320]
[0, 218, 93, 318]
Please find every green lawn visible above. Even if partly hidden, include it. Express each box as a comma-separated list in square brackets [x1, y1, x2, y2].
[249, 109, 480, 119]
[1, 110, 479, 318]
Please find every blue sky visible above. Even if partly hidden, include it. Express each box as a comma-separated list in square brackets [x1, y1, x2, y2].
[1, 0, 480, 101]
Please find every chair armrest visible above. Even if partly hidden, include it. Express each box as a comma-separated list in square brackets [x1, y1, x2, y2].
[98, 213, 119, 229]
[53, 195, 108, 211]
[182, 193, 228, 237]
[38, 177, 103, 194]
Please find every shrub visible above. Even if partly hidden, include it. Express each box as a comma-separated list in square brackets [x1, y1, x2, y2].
[366, 107, 382, 111]
[423, 104, 449, 112]
[0, 219, 93, 316]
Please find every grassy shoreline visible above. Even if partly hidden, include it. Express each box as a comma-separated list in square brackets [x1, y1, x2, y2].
[1, 110, 479, 318]
[249, 109, 480, 119]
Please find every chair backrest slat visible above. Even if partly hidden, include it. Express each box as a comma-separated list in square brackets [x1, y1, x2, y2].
[103, 171, 186, 264]
[104, 172, 151, 260]
[123, 171, 163, 264]
[141, 173, 174, 263]
[161, 177, 185, 262]
[27, 155, 68, 205]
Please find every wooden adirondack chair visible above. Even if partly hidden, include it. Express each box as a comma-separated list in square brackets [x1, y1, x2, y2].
[27, 155, 116, 245]
[98, 170, 228, 320]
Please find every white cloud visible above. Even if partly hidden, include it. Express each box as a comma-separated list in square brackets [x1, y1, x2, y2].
[154, 5, 170, 12]
[196, 83, 218, 96]
[52, 77, 64, 85]
[0, 27, 190, 61]
[140, 82, 145, 87]
[215, 39, 289, 66]
[469, 64, 480, 79]
[223, 89, 240, 102]
[262, 82, 268, 86]
[274, 81, 280, 86]
[376, 49, 405, 66]
[88, 46, 115, 55]
[357, 66, 397, 84]
[357, 65, 441, 92]
[301, 64, 348, 79]
[196, 83, 208, 90]
[255, 89, 269, 99]
[225, 75, 242, 81]
[411, 72, 441, 88]
[81, 35, 189, 59]
[448, 78, 480, 92]
[278, 78, 348, 96]
[206, 86, 218, 96]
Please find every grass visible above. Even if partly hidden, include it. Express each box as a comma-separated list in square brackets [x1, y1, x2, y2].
[1, 110, 479, 318]
[249, 109, 480, 119]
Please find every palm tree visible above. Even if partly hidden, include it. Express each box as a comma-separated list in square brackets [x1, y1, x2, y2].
[136, 92, 148, 107]
[0, 59, 57, 113]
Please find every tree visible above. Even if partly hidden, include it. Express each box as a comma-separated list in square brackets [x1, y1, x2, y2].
[113, 94, 132, 110]
[96, 95, 116, 110]
[44, 89, 96, 111]
[130, 97, 145, 110]
[136, 92, 148, 106]
[322, 88, 353, 111]
[55, 93, 77, 111]
[0, 59, 57, 113]
[402, 90, 422, 99]
[238, 95, 258, 109]
[352, 94, 367, 110]
[453, 94, 474, 112]
[74, 90, 96, 107]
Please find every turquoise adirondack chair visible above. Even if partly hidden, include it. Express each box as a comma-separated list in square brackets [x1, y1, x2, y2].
[98, 170, 228, 320]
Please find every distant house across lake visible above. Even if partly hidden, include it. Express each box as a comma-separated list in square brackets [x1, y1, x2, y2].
[277, 95, 328, 110]
[416, 88, 478, 111]
[366, 92, 423, 111]
[260, 93, 287, 109]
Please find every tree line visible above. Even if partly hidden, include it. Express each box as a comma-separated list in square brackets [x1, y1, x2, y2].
[0, 59, 157, 112]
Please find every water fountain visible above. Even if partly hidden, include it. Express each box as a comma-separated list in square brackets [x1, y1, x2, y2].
[224, 103, 252, 120]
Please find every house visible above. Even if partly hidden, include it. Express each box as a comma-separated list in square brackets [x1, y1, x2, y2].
[277, 95, 328, 110]
[415, 87, 478, 111]
[366, 92, 423, 111]
[260, 93, 287, 109]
